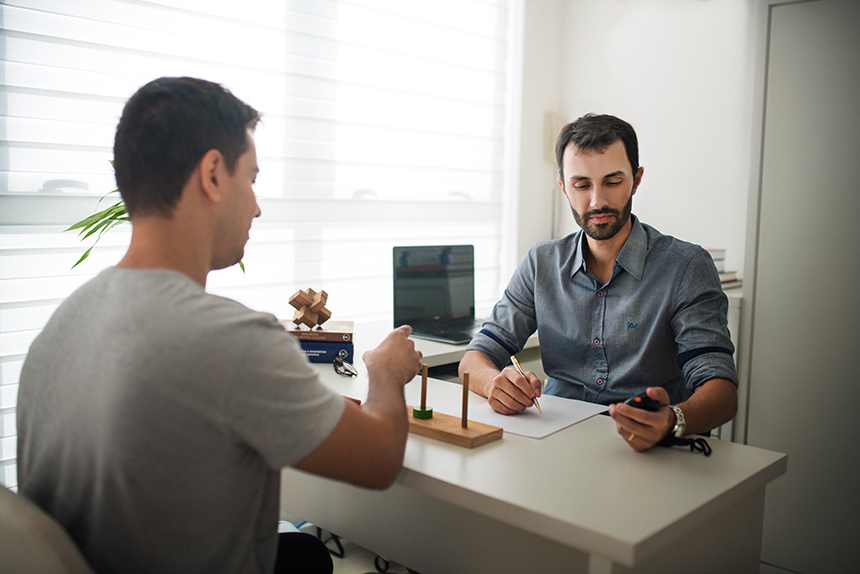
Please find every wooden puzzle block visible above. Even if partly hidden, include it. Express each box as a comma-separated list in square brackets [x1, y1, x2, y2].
[289, 289, 314, 309]
[293, 306, 318, 327]
[289, 288, 332, 328]
[309, 290, 328, 312]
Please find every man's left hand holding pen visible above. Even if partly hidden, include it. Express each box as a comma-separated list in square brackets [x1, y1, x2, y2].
[458, 349, 543, 415]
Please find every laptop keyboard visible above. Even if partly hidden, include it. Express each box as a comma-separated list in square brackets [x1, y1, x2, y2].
[430, 319, 483, 335]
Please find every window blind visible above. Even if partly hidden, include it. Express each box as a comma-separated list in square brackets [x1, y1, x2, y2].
[0, 0, 516, 489]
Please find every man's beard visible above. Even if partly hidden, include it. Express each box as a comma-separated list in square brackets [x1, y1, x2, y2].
[571, 195, 633, 241]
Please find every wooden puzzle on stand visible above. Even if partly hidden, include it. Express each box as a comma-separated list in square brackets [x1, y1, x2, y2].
[289, 288, 332, 328]
[408, 365, 502, 448]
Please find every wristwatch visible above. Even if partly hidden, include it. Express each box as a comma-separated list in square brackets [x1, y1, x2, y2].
[669, 405, 686, 438]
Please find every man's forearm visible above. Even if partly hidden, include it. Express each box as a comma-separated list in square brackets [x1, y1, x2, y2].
[675, 378, 738, 436]
[363, 372, 409, 445]
[458, 350, 500, 398]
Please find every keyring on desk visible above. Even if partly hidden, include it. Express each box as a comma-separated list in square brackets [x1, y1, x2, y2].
[333, 356, 358, 377]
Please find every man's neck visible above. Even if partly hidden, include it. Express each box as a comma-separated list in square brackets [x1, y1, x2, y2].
[582, 219, 633, 285]
[116, 215, 211, 288]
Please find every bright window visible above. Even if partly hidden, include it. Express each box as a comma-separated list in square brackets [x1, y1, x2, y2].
[0, 0, 517, 489]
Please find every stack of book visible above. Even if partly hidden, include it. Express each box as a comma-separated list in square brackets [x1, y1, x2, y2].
[282, 320, 354, 363]
[706, 248, 741, 289]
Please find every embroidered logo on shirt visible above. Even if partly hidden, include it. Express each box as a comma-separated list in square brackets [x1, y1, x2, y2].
[627, 322, 638, 330]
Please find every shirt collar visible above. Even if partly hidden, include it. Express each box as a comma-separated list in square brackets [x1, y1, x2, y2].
[571, 214, 647, 281]
[616, 214, 646, 280]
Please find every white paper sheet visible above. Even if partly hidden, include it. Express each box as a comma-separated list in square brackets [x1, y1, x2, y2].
[468, 395, 609, 439]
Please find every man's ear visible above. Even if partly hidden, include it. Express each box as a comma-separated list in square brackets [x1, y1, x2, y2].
[558, 176, 569, 200]
[198, 149, 225, 203]
[631, 166, 644, 195]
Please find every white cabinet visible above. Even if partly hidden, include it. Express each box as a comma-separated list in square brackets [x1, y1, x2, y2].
[742, 1, 860, 571]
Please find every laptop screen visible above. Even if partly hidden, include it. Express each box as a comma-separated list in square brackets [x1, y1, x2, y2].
[393, 245, 475, 328]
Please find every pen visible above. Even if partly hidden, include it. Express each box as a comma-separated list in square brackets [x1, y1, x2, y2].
[510, 355, 541, 413]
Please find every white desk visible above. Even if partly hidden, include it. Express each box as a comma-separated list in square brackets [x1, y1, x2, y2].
[281, 328, 786, 574]
[348, 320, 539, 369]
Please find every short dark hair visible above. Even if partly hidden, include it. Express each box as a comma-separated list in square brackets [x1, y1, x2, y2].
[114, 77, 262, 218]
[555, 113, 639, 180]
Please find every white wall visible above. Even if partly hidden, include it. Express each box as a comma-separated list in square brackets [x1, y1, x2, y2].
[514, 0, 563, 265]
[517, 0, 758, 276]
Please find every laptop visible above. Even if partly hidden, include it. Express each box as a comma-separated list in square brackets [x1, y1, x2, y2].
[393, 245, 485, 345]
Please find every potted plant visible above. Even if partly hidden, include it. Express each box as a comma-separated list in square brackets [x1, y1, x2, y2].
[67, 165, 244, 271]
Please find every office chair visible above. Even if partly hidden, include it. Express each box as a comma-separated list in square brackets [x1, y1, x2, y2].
[0, 486, 95, 574]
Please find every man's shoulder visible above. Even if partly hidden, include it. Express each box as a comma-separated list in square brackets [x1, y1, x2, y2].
[62, 267, 280, 335]
[528, 233, 579, 258]
[640, 222, 708, 261]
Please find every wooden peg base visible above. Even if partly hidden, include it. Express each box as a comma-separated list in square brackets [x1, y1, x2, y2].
[408, 406, 503, 448]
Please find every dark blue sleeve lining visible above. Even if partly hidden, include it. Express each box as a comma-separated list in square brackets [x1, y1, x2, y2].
[479, 328, 518, 357]
[676, 346, 733, 368]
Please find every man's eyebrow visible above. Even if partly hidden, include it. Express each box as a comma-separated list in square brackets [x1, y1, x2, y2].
[602, 171, 626, 179]
[567, 171, 626, 183]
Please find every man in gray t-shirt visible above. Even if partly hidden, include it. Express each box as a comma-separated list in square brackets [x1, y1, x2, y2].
[17, 77, 422, 574]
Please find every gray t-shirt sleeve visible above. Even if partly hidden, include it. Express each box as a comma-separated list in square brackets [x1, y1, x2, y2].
[219, 319, 346, 468]
[174, 296, 346, 469]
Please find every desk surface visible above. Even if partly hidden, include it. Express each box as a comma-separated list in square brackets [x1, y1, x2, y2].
[306, 363, 786, 568]
[347, 320, 539, 368]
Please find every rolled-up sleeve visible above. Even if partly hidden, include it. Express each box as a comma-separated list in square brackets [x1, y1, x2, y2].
[467, 251, 539, 370]
[671, 250, 739, 390]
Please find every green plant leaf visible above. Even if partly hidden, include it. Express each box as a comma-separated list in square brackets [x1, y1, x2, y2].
[70, 245, 95, 270]
[67, 185, 126, 268]
[67, 162, 243, 272]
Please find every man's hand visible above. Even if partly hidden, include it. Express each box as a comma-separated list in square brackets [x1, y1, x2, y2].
[486, 366, 542, 415]
[363, 325, 423, 386]
[295, 325, 422, 490]
[607, 387, 674, 452]
[458, 349, 541, 415]
[608, 379, 737, 451]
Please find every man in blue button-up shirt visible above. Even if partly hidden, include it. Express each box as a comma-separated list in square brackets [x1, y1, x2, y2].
[460, 114, 738, 451]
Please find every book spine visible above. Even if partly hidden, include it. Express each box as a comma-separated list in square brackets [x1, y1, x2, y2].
[298, 341, 354, 363]
[290, 331, 353, 343]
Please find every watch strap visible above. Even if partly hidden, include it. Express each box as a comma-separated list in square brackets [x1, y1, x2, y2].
[669, 404, 686, 438]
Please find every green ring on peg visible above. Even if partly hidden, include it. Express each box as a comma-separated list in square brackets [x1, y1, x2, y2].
[412, 407, 433, 419]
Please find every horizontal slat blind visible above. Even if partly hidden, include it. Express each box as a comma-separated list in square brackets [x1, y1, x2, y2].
[0, 0, 514, 489]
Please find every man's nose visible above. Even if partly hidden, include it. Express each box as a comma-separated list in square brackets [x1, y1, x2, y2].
[588, 186, 607, 209]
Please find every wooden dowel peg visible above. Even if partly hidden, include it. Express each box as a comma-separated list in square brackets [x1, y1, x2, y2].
[461, 372, 469, 428]
[420, 364, 428, 409]
[412, 363, 433, 420]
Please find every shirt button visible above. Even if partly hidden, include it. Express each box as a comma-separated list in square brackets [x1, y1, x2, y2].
[597, 378, 604, 385]
[597, 291, 604, 297]
[593, 338, 600, 345]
